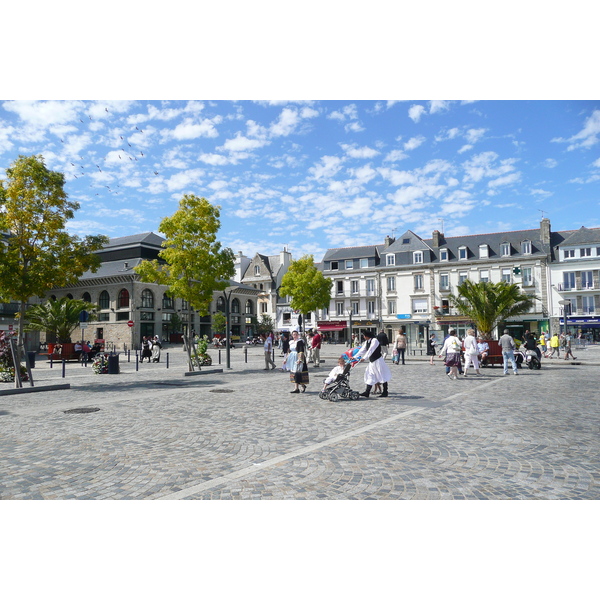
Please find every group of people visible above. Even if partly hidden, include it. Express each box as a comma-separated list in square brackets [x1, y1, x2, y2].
[140, 335, 162, 363]
[538, 331, 576, 360]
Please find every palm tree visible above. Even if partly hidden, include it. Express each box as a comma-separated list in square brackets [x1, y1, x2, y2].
[448, 280, 537, 340]
[23, 297, 98, 343]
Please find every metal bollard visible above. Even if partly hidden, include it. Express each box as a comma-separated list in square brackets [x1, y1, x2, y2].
[50, 357, 53, 369]
[244, 347, 248, 363]
[218, 349, 221, 364]
[166, 353, 169, 369]
[128, 350, 131, 363]
[62, 360, 66, 378]
[136, 353, 139, 372]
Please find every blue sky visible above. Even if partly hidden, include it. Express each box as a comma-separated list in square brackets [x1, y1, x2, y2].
[1, 100, 598, 262]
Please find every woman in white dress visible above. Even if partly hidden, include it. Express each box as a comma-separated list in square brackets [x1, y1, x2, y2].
[284, 330, 309, 393]
[439, 329, 462, 380]
[355, 330, 391, 398]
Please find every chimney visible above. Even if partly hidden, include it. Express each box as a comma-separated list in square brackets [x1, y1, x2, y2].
[540, 218, 551, 245]
[432, 230, 444, 248]
[384, 235, 395, 248]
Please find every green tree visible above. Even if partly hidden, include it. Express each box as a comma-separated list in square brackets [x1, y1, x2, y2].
[256, 314, 274, 336]
[279, 255, 332, 332]
[134, 194, 234, 369]
[212, 312, 227, 336]
[448, 280, 537, 340]
[0, 155, 108, 354]
[23, 297, 98, 343]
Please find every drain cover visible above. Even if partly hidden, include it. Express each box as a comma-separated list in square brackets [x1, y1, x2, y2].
[210, 389, 234, 393]
[64, 407, 101, 414]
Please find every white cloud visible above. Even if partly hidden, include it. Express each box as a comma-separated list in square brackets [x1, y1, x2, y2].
[383, 149, 408, 163]
[162, 117, 220, 141]
[462, 151, 519, 183]
[308, 155, 345, 180]
[488, 172, 521, 188]
[543, 158, 558, 168]
[435, 127, 461, 142]
[458, 144, 473, 154]
[530, 188, 553, 198]
[198, 152, 238, 165]
[408, 104, 426, 123]
[404, 136, 426, 151]
[465, 128, 486, 144]
[552, 109, 600, 150]
[269, 108, 301, 137]
[429, 100, 451, 114]
[3, 100, 84, 127]
[340, 144, 379, 159]
[593, 157, 600, 168]
[219, 133, 270, 153]
[165, 168, 204, 191]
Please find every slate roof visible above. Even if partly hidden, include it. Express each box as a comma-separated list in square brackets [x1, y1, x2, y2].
[556, 226, 600, 247]
[321, 245, 383, 261]
[100, 232, 165, 250]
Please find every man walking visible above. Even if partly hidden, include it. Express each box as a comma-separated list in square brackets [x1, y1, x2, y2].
[311, 329, 322, 368]
[499, 329, 518, 375]
[262, 333, 276, 370]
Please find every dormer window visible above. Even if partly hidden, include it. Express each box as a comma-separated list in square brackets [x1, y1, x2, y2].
[580, 247, 592, 257]
[330, 261, 339, 270]
[386, 254, 395, 266]
[458, 246, 467, 260]
[254, 265, 260, 276]
[402, 238, 410, 244]
[345, 260, 353, 269]
[413, 251, 423, 264]
[521, 240, 532, 254]
[439, 249, 448, 261]
[564, 249, 575, 259]
[479, 244, 489, 259]
[501, 242, 511, 257]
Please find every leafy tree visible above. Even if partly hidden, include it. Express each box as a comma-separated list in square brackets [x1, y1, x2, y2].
[279, 255, 332, 332]
[212, 312, 227, 336]
[0, 155, 108, 354]
[256, 314, 274, 336]
[23, 297, 98, 343]
[134, 194, 234, 368]
[448, 280, 537, 340]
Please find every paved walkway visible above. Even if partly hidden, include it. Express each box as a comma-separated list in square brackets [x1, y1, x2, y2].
[1, 344, 599, 499]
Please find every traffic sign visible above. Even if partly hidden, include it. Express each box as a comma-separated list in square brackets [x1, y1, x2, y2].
[127, 320, 134, 327]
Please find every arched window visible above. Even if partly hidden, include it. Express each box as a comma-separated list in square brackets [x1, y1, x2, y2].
[82, 292, 91, 303]
[245, 299, 253, 314]
[162, 293, 174, 310]
[216, 297, 225, 312]
[231, 298, 240, 313]
[141, 289, 154, 308]
[99, 290, 110, 309]
[118, 289, 130, 309]
[66, 293, 73, 299]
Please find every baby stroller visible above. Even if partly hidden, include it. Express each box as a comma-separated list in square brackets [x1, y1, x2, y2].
[319, 361, 361, 402]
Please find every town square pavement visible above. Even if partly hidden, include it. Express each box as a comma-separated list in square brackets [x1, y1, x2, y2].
[1, 343, 599, 500]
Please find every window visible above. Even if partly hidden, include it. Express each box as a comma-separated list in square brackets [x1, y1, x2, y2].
[387, 276, 396, 292]
[66, 294, 73, 299]
[351, 280, 360, 294]
[141, 289, 154, 308]
[501, 243, 511, 257]
[480, 270, 489, 283]
[351, 301, 359, 315]
[360, 258, 369, 268]
[182, 299, 188, 310]
[283, 312, 292, 323]
[366, 279, 375, 295]
[345, 260, 353, 269]
[388, 300, 396, 314]
[231, 298, 240, 313]
[582, 296, 595, 314]
[82, 292, 91, 303]
[564, 249, 575, 259]
[413, 251, 423, 264]
[330, 261, 339, 270]
[581, 271, 593, 289]
[442, 299, 450, 314]
[260, 302, 268, 313]
[140, 312, 154, 321]
[402, 238, 410, 244]
[216, 297, 225, 312]
[414, 274, 424, 290]
[501, 268, 511, 283]
[254, 265, 260, 275]
[521, 240, 532, 254]
[386, 254, 395, 266]
[367, 301, 376, 315]
[580, 247, 592, 257]
[440, 273, 449, 290]
[439, 249, 448, 261]
[336, 302, 345, 316]
[336, 281, 344, 294]
[522, 267, 533, 286]
[116, 312, 130, 321]
[98, 290, 110, 310]
[458, 271, 468, 284]
[98, 312, 109, 321]
[321, 308, 328, 319]
[116, 289, 129, 309]
[563, 272, 575, 290]
[245, 300, 253, 314]
[162, 293, 174, 309]
[162, 312, 172, 322]
[458, 246, 467, 260]
[412, 299, 428, 313]
[479, 244, 489, 259]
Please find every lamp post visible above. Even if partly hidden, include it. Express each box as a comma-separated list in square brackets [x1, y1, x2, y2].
[558, 299, 571, 337]
[220, 286, 235, 370]
[347, 307, 353, 346]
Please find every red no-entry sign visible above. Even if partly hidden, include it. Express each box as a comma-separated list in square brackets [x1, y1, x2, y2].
[127, 320, 134, 327]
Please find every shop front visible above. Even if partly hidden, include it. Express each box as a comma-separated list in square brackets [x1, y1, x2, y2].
[559, 316, 600, 343]
[316, 320, 346, 343]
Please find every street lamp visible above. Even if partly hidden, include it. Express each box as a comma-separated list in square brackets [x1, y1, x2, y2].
[558, 299, 571, 336]
[347, 307, 353, 346]
[220, 286, 235, 370]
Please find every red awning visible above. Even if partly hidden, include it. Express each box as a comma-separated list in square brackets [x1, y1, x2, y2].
[317, 324, 346, 331]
